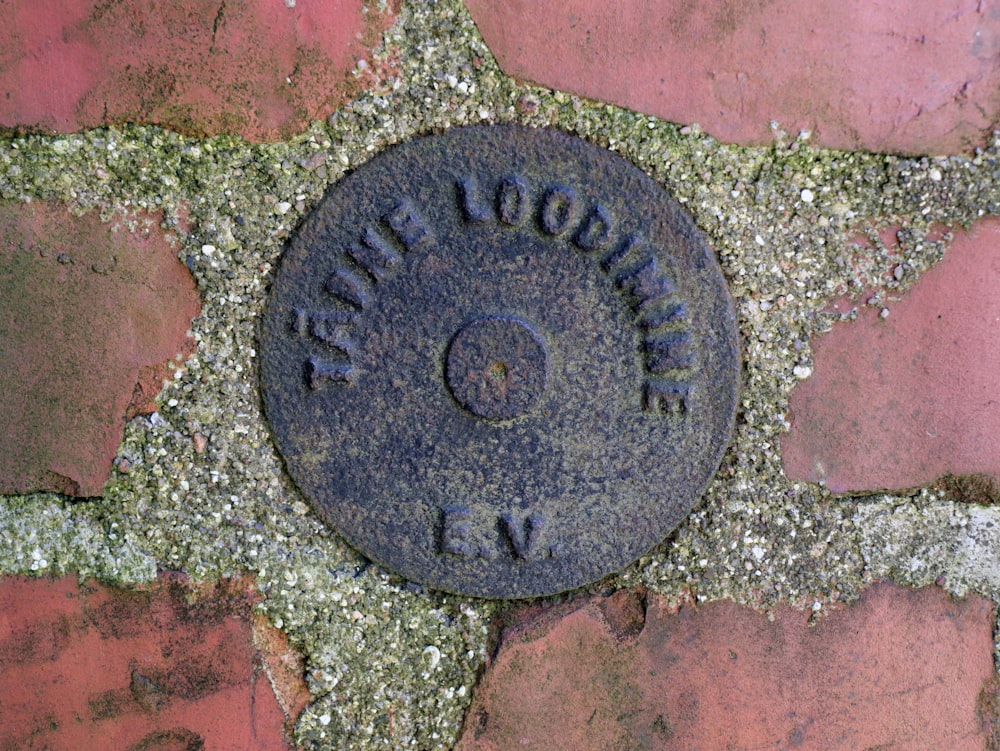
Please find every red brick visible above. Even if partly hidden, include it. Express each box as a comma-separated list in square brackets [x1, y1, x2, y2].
[251, 613, 312, 724]
[0, 202, 200, 497]
[0, 575, 297, 751]
[782, 219, 1000, 493]
[463, 0, 1000, 155]
[0, 0, 397, 141]
[458, 583, 998, 750]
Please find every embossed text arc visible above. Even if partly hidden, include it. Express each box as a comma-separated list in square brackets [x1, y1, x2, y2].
[260, 125, 739, 598]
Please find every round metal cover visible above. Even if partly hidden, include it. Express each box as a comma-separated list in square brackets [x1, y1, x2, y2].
[259, 125, 739, 598]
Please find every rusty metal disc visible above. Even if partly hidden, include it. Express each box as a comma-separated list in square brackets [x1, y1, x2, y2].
[259, 125, 739, 598]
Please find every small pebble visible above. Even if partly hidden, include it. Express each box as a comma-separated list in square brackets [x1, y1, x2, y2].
[192, 432, 208, 454]
[793, 365, 813, 379]
[297, 152, 328, 171]
[880, 307, 890, 318]
[276, 202, 292, 215]
[515, 95, 539, 114]
[422, 645, 441, 670]
[800, 188, 815, 203]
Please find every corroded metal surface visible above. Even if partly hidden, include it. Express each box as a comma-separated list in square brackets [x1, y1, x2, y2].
[259, 125, 739, 598]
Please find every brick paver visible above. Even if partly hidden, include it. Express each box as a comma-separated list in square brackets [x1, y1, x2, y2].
[0, 575, 296, 750]
[783, 219, 1000, 493]
[464, 0, 1000, 154]
[0, 0, 397, 141]
[457, 583, 999, 751]
[0, 203, 199, 496]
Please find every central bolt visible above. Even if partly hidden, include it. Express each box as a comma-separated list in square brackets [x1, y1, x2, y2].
[486, 361, 509, 382]
[445, 316, 550, 420]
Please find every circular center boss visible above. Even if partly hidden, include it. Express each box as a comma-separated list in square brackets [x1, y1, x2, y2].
[445, 316, 550, 420]
[259, 125, 739, 598]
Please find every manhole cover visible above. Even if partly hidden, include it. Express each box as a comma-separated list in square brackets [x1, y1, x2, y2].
[260, 125, 739, 598]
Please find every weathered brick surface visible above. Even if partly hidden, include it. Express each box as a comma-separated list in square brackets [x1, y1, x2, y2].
[0, 0, 397, 141]
[464, 0, 1000, 154]
[783, 219, 1000, 493]
[0, 202, 200, 496]
[0, 575, 297, 750]
[457, 583, 998, 751]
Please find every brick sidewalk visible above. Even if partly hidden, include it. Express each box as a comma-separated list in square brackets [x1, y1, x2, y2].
[1, 1, 999, 749]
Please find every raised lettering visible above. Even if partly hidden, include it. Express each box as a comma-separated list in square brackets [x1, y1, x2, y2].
[617, 257, 676, 311]
[315, 315, 355, 355]
[349, 226, 401, 280]
[322, 179, 700, 419]
[386, 199, 431, 252]
[307, 357, 355, 388]
[574, 204, 613, 251]
[540, 186, 577, 235]
[497, 176, 528, 225]
[500, 512, 544, 559]
[326, 267, 370, 309]
[440, 507, 495, 560]
[644, 331, 693, 372]
[457, 176, 490, 223]
[293, 308, 309, 337]
[644, 380, 689, 416]
[292, 309, 357, 353]
[639, 302, 687, 329]
[601, 233, 643, 272]
[440, 506, 476, 557]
